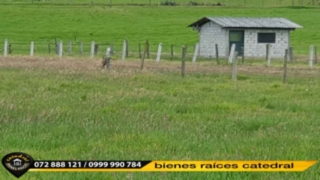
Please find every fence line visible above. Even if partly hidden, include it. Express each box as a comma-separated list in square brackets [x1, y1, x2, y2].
[2, 39, 319, 67]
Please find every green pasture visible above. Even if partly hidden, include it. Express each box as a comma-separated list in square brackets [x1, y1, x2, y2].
[1, 1, 320, 179]
[1, 0, 320, 7]
[0, 62, 319, 179]
[0, 5, 319, 57]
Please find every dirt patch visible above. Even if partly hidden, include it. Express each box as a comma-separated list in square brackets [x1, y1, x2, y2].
[0, 56, 319, 78]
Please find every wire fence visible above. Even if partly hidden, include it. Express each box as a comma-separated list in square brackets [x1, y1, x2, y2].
[2, 38, 319, 63]
[1, 0, 320, 7]
[2, 38, 320, 86]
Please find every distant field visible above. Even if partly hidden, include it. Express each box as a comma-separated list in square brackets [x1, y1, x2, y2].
[0, 57, 320, 179]
[1, 0, 319, 7]
[0, 5, 319, 57]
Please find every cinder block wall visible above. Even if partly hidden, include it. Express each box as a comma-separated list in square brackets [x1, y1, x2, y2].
[199, 22, 228, 58]
[244, 29, 289, 58]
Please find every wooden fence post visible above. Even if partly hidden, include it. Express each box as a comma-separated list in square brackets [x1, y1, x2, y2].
[140, 41, 148, 70]
[156, 43, 162, 62]
[309, 45, 314, 68]
[90, 41, 95, 58]
[146, 40, 150, 59]
[30, 41, 34, 56]
[55, 38, 59, 55]
[122, 40, 126, 60]
[215, 44, 220, 64]
[192, 43, 199, 63]
[283, 49, 288, 84]
[8, 44, 13, 54]
[125, 39, 129, 58]
[241, 46, 244, 64]
[289, 47, 294, 62]
[181, 46, 186, 78]
[59, 41, 63, 58]
[232, 51, 238, 81]
[3, 38, 8, 57]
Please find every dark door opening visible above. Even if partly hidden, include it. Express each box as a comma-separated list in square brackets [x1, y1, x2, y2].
[229, 30, 244, 56]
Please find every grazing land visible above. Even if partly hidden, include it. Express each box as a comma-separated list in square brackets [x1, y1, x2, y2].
[1, 2, 320, 180]
[0, 57, 320, 179]
[0, 5, 319, 56]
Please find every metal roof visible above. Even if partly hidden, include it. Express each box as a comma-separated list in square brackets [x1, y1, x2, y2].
[188, 17, 303, 29]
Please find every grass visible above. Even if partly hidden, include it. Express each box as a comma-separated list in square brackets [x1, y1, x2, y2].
[1, 2, 320, 179]
[0, 5, 320, 57]
[0, 57, 320, 179]
[1, 0, 319, 7]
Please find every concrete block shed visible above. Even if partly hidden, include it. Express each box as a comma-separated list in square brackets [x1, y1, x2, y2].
[188, 17, 302, 59]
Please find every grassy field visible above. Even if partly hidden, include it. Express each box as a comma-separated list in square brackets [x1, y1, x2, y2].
[0, 57, 320, 179]
[1, 2, 320, 179]
[0, 5, 320, 57]
[1, 0, 319, 7]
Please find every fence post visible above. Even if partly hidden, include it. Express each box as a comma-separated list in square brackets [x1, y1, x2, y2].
[55, 38, 59, 55]
[314, 46, 318, 64]
[3, 38, 8, 57]
[289, 47, 294, 62]
[156, 43, 162, 62]
[266, 44, 270, 61]
[48, 41, 51, 54]
[215, 44, 220, 64]
[181, 46, 186, 78]
[90, 41, 95, 58]
[232, 51, 238, 81]
[267, 45, 272, 67]
[122, 40, 126, 60]
[309, 45, 314, 68]
[146, 40, 150, 59]
[8, 44, 13, 54]
[68, 41, 72, 56]
[105, 47, 111, 69]
[140, 41, 148, 70]
[228, 44, 236, 63]
[283, 49, 288, 84]
[241, 46, 244, 64]
[30, 41, 34, 56]
[125, 39, 129, 58]
[192, 43, 199, 63]
[59, 41, 63, 58]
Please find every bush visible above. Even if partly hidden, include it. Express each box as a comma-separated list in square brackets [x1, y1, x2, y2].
[161, 0, 178, 6]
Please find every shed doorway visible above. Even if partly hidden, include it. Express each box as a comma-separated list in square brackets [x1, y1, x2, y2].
[229, 30, 244, 56]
